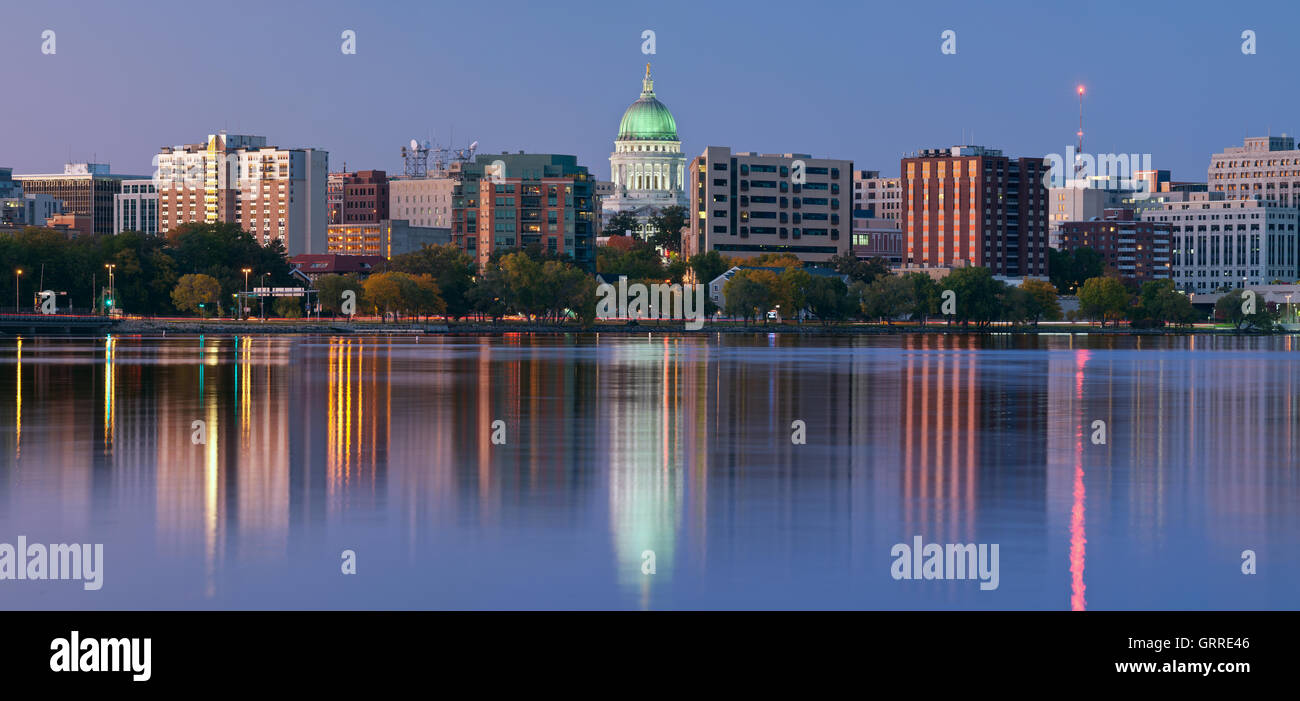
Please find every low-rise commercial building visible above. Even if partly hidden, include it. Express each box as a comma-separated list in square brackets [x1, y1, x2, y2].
[14, 163, 148, 236]
[851, 211, 904, 265]
[1, 193, 62, 227]
[290, 254, 387, 281]
[326, 219, 451, 257]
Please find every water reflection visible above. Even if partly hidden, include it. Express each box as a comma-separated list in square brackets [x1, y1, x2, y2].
[0, 332, 1297, 609]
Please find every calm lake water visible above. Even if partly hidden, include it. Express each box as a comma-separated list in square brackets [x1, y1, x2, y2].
[0, 332, 1297, 610]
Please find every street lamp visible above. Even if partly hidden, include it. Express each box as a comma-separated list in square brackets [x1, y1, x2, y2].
[104, 264, 116, 314]
[14, 269, 22, 313]
[242, 268, 252, 320]
[260, 273, 270, 320]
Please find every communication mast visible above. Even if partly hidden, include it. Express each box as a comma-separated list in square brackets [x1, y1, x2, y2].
[400, 138, 431, 177]
[1075, 85, 1085, 178]
[452, 140, 479, 165]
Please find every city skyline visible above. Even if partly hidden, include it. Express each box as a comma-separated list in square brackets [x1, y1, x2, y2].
[4, 0, 1299, 181]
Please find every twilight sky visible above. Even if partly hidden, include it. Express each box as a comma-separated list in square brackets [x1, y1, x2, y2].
[3, 0, 1298, 181]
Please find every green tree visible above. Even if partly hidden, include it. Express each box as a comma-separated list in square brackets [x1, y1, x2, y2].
[827, 252, 889, 285]
[171, 273, 223, 317]
[747, 253, 802, 269]
[647, 205, 687, 254]
[804, 276, 855, 325]
[596, 242, 666, 282]
[723, 271, 771, 323]
[363, 271, 414, 321]
[1077, 276, 1131, 325]
[467, 268, 509, 322]
[382, 244, 475, 320]
[860, 273, 913, 324]
[408, 274, 447, 320]
[498, 252, 547, 320]
[688, 250, 730, 286]
[540, 261, 597, 325]
[999, 286, 1033, 325]
[903, 272, 942, 325]
[664, 256, 688, 284]
[314, 274, 363, 316]
[1049, 247, 1105, 295]
[1130, 279, 1197, 327]
[1215, 288, 1278, 331]
[603, 211, 641, 238]
[167, 222, 294, 304]
[742, 269, 785, 321]
[942, 267, 1005, 327]
[272, 296, 302, 318]
[1019, 278, 1063, 325]
[778, 268, 813, 321]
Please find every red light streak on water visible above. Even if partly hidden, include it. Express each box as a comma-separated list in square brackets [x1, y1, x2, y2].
[1070, 349, 1089, 610]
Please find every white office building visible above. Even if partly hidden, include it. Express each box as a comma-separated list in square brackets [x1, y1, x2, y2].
[1140, 193, 1298, 291]
[113, 179, 158, 234]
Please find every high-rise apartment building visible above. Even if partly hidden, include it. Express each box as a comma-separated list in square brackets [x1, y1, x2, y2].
[113, 179, 158, 234]
[1209, 135, 1300, 206]
[853, 170, 901, 221]
[900, 145, 1050, 276]
[685, 146, 853, 264]
[452, 153, 598, 269]
[155, 132, 328, 255]
[1140, 193, 1298, 291]
[1057, 208, 1172, 283]
[14, 163, 147, 235]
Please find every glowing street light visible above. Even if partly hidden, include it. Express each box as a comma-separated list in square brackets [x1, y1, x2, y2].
[242, 268, 252, 320]
[14, 269, 23, 313]
[104, 264, 117, 312]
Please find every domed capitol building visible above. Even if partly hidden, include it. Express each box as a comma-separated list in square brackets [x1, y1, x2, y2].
[602, 64, 687, 238]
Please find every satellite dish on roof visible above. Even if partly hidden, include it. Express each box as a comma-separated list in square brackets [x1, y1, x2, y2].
[469, 140, 479, 150]
[410, 139, 420, 150]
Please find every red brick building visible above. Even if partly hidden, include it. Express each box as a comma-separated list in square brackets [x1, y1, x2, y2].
[1057, 208, 1172, 282]
[340, 170, 389, 224]
[900, 146, 1050, 276]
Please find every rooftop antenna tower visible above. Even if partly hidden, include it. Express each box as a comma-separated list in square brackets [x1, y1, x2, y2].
[401, 139, 430, 177]
[1075, 84, 1086, 178]
[452, 140, 479, 164]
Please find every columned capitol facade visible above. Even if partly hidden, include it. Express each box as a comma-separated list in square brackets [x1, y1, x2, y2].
[602, 64, 687, 239]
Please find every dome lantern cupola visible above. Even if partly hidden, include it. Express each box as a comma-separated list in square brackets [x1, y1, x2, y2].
[617, 63, 679, 142]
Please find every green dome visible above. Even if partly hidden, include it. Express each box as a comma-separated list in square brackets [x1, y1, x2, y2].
[617, 66, 678, 141]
